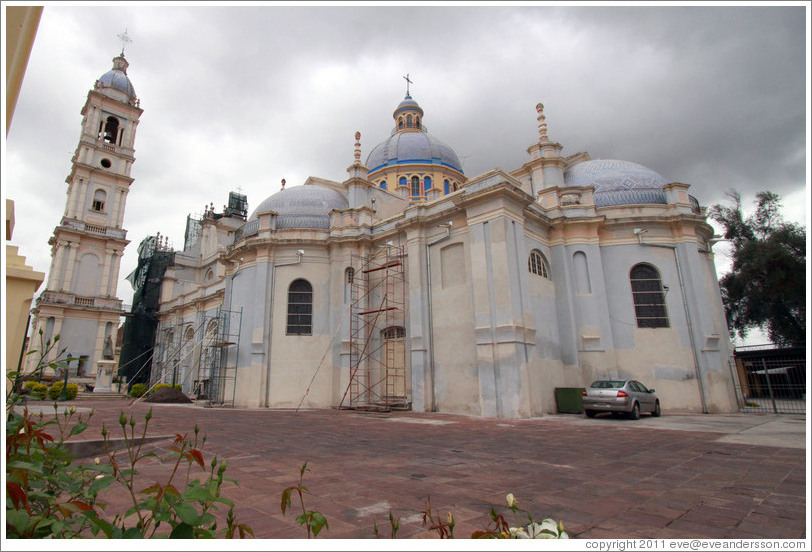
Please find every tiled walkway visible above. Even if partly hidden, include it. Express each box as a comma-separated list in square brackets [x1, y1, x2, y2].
[48, 401, 807, 539]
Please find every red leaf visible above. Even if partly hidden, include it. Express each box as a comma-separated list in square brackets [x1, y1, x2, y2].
[185, 449, 205, 469]
[6, 481, 31, 513]
[69, 500, 94, 512]
[140, 484, 163, 496]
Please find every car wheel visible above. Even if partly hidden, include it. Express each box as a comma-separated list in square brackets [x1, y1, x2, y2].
[584, 409, 596, 418]
[652, 401, 661, 417]
[628, 402, 640, 420]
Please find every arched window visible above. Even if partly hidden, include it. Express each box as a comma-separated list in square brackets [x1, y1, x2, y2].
[205, 319, 218, 343]
[399, 176, 407, 188]
[398, 117, 404, 129]
[91, 189, 106, 212]
[101, 116, 119, 144]
[444, 179, 450, 195]
[411, 176, 421, 197]
[630, 264, 669, 328]
[380, 180, 387, 190]
[287, 279, 313, 335]
[528, 249, 550, 279]
[204, 267, 215, 282]
[415, 116, 420, 128]
[424, 176, 432, 191]
[406, 114, 413, 127]
[344, 267, 355, 303]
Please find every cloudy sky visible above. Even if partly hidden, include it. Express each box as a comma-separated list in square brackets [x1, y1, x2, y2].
[4, 3, 809, 344]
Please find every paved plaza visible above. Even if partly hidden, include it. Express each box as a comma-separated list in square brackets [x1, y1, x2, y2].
[28, 400, 808, 540]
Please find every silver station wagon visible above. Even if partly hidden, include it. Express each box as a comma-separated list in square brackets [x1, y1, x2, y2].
[582, 379, 661, 419]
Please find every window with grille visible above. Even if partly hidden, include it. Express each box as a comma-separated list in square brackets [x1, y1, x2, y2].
[411, 176, 421, 197]
[287, 279, 313, 335]
[630, 264, 669, 328]
[382, 326, 405, 339]
[528, 249, 550, 279]
[91, 189, 106, 212]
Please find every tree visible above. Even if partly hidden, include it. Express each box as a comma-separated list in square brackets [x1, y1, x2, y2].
[709, 190, 806, 346]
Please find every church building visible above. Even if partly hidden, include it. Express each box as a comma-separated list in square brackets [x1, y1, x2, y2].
[139, 76, 739, 417]
[27, 49, 738, 416]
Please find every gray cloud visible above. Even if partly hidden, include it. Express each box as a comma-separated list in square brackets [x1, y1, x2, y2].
[4, 5, 807, 309]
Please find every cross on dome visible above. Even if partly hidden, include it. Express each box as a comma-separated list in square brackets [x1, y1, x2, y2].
[117, 29, 132, 55]
[403, 73, 413, 96]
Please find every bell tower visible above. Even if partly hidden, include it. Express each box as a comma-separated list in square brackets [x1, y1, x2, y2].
[28, 48, 143, 381]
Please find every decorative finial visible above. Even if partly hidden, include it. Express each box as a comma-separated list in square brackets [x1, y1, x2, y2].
[536, 102, 548, 141]
[117, 29, 132, 56]
[281, 178, 286, 190]
[403, 73, 413, 96]
[354, 131, 361, 163]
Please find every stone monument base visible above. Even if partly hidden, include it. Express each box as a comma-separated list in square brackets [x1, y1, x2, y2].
[94, 360, 116, 393]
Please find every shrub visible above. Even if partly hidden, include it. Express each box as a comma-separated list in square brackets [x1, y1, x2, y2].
[30, 383, 48, 399]
[129, 383, 148, 397]
[48, 382, 64, 400]
[23, 381, 39, 392]
[65, 383, 78, 400]
[47, 382, 77, 400]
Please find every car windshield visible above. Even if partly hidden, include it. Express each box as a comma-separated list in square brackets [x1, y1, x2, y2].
[590, 381, 625, 389]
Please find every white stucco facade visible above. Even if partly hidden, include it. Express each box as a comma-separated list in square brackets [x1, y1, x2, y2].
[148, 96, 738, 417]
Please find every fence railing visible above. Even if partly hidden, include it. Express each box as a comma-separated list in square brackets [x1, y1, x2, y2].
[732, 346, 806, 415]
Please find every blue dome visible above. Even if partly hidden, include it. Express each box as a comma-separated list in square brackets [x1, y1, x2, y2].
[97, 55, 137, 100]
[393, 94, 424, 117]
[564, 159, 668, 207]
[249, 184, 348, 229]
[366, 132, 463, 174]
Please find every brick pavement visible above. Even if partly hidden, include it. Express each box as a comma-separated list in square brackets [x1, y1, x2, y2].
[44, 400, 808, 540]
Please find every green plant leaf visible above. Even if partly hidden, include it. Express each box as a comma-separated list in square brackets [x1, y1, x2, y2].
[213, 496, 235, 508]
[82, 511, 115, 538]
[5, 509, 30, 536]
[68, 422, 88, 436]
[86, 463, 115, 475]
[181, 486, 212, 502]
[89, 476, 116, 494]
[170, 522, 195, 539]
[309, 511, 328, 537]
[6, 460, 44, 474]
[123, 527, 144, 538]
[171, 501, 200, 526]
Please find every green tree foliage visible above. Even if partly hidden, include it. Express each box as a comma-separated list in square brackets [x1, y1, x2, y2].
[709, 190, 806, 346]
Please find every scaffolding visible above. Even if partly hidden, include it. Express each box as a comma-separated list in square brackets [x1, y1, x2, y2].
[345, 244, 408, 411]
[150, 307, 242, 407]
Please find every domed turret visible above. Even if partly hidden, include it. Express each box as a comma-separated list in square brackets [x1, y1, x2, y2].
[95, 54, 137, 104]
[366, 89, 466, 199]
[564, 159, 668, 207]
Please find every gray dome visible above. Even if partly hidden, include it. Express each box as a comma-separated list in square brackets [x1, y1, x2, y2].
[249, 184, 348, 229]
[366, 131, 464, 174]
[97, 55, 137, 100]
[564, 159, 668, 207]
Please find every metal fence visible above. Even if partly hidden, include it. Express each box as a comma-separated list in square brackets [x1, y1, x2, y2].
[732, 345, 806, 415]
